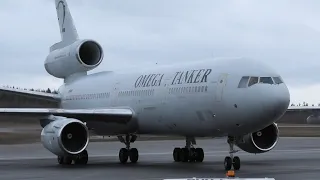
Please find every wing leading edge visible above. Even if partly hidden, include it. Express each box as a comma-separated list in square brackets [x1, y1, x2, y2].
[0, 86, 61, 108]
[0, 107, 134, 124]
[279, 106, 320, 124]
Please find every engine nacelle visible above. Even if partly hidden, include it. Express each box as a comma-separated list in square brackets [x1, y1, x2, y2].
[235, 123, 279, 154]
[44, 39, 104, 78]
[306, 114, 320, 124]
[41, 117, 89, 156]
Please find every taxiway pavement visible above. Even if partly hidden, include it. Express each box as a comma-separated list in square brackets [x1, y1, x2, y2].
[0, 137, 319, 180]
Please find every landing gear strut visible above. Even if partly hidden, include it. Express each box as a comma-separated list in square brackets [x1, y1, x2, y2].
[57, 149, 89, 165]
[118, 134, 139, 164]
[173, 137, 204, 163]
[224, 136, 240, 171]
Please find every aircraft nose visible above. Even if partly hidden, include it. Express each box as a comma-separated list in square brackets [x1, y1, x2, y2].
[264, 85, 290, 122]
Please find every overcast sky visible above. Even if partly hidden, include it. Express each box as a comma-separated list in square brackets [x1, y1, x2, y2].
[1, 0, 320, 104]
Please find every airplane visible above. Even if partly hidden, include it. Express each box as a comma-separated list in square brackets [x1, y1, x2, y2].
[0, 0, 290, 171]
[284, 106, 320, 124]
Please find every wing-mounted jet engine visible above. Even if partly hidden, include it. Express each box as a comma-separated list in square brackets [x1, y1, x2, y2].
[41, 116, 90, 164]
[235, 123, 279, 153]
[44, 39, 104, 79]
[306, 114, 320, 124]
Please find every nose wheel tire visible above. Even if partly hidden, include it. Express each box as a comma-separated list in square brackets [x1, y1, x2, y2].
[233, 156, 240, 170]
[224, 156, 240, 171]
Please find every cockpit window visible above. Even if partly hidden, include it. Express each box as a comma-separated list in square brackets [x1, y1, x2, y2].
[238, 76, 284, 88]
[248, 77, 259, 87]
[238, 76, 250, 88]
[273, 77, 283, 84]
[259, 77, 274, 84]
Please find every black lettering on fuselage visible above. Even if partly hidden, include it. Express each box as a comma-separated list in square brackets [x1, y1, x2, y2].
[134, 75, 143, 87]
[171, 72, 180, 85]
[194, 69, 205, 83]
[171, 68, 212, 85]
[135, 73, 164, 88]
[146, 74, 155, 87]
[141, 75, 151, 87]
[201, 69, 212, 83]
[151, 74, 159, 86]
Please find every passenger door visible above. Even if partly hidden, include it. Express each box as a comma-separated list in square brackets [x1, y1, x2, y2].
[215, 73, 228, 102]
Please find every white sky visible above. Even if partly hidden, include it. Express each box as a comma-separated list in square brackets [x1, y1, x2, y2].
[1, 0, 320, 105]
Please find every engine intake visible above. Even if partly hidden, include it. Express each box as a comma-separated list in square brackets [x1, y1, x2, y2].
[60, 121, 88, 153]
[77, 40, 103, 67]
[41, 117, 89, 156]
[235, 123, 279, 153]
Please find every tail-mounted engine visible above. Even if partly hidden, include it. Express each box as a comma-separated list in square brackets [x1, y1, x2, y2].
[44, 39, 104, 78]
[235, 123, 279, 154]
[41, 117, 89, 156]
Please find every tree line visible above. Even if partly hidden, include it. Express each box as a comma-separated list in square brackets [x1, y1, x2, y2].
[290, 102, 320, 107]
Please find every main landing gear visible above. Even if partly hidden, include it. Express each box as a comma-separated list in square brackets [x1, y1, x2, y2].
[173, 137, 204, 162]
[224, 136, 240, 171]
[57, 149, 89, 165]
[118, 134, 139, 164]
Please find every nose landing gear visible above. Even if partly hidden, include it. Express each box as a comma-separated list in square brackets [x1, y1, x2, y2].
[224, 136, 240, 171]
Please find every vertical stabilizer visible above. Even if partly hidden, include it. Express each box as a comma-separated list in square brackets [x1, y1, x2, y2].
[55, 0, 78, 44]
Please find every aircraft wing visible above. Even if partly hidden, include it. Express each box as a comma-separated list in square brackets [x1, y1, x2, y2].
[280, 106, 320, 124]
[0, 86, 61, 107]
[0, 107, 133, 125]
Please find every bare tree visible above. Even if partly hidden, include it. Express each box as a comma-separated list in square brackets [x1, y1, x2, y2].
[46, 88, 51, 93]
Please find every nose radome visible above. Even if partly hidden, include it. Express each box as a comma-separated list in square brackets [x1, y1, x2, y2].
[278, 85, 290, 108]
[268, 85, 290, 121]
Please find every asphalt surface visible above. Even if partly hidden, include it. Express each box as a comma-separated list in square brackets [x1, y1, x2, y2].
[0, 137, 319, 180]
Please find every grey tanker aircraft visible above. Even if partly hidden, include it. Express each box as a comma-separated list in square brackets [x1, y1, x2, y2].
[0, 0, 290, 171]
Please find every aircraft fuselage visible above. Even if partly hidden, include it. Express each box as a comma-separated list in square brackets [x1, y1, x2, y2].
[58, 58, 290, 137]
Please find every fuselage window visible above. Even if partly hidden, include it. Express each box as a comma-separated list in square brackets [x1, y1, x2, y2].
[273, 77, 283, 84]
[238, 76, 250, 88]
[248, 77, 258, 87]
[259, 77, 274, 84]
